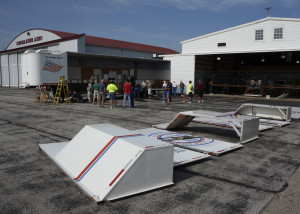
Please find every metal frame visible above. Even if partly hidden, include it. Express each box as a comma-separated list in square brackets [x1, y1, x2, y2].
[234, 103, 292, 123]
[193, 115, 274, 131]
[153, 110, 260, 144]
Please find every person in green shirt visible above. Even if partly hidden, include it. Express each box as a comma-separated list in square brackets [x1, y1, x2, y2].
[106, 80, 118, 108]
[188, 80, 194, 103]
[92, 81, 99, 105]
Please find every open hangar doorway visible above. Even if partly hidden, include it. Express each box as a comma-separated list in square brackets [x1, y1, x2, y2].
[194, 52, 300, 98]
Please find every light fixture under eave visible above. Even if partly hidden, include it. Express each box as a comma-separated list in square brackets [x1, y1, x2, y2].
[241, 60, 244, 65]
[281, 53, 286, 59]
[296, 60, 300, 64]
[217, 56, 221, 61]
[261, 57, 265, 62]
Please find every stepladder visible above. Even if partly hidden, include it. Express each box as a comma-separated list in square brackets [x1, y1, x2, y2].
[53, 76, 71, 105]
[34, 86, 49, 105]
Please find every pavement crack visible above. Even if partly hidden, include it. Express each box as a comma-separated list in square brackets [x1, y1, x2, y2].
[179, 168, 289, 194]
[0, 118, 72, 141]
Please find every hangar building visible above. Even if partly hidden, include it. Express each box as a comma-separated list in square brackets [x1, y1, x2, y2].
[0, 29, 178, 89]
[163, 17, 300, 97]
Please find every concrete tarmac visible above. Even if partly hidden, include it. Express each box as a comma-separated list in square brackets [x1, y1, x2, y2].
[0, 87, 299, 214]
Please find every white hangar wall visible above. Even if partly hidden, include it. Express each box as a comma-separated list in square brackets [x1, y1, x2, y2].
[1, 30, 85, 87]
[182, 17, 300, 54]
[86, 45, 153, 59]
[47, 38, 85, 53]
[163, 55, 195, 93]
[6, 29, 60, 50]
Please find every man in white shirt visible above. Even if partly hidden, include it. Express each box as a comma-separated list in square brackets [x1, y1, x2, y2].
[172, 81, 177, 97]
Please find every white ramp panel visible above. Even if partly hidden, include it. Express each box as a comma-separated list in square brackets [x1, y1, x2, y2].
[153, 114, 195, 130]
[135, 128, 243, 156]
[291, 107, 300, 119]
[235, 103, 292, 122]
[173, 147, 210, 166]
[40, 124, 174, 202]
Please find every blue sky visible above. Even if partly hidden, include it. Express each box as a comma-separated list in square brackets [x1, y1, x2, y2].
[0, 0, 300, 52]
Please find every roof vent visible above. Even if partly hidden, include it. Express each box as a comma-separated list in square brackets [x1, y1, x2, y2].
[218, 43, 226, 47]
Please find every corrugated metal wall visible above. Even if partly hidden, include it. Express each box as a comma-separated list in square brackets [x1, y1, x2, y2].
[18, 53, 22, 86]
[1, 54, 9, 86]
[9, 53, 19, 87]
[0, 53, 22, 87]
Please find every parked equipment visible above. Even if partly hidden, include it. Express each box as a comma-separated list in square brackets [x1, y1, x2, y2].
[53, 76, 71, 105]
[34, 86, 49, 105]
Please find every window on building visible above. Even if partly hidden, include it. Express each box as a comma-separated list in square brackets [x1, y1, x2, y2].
[274, 28, 283, 39]
[218, 42, 226, 47]
[255, 30, 264, 40]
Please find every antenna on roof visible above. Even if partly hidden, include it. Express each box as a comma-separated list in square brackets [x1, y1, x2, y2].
[265, 7, 272, 17]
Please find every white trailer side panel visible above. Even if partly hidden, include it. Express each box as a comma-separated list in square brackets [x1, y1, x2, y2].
[21, 52, 67, 86]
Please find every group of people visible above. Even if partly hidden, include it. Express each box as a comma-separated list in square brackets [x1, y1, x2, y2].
[87, 79, 119, 109]
[162, 80, 185, 104]
[87, 76, 138, 109]
[86, 78, 214, 108]
[162, 79, 212, 104]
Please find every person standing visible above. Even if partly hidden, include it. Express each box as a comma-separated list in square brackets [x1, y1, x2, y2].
[172, 81, 177, 97]
[196, 80, 205, 103]
[123, 79, 132, 108]
[208, 80, 214, 95]
[129, 75, 135, 107]
[166, 81, 172, 104]
[92, 81, 99, 105]
[147, 80, 152, 98]
[180, 81, 186, 103]
[106, 80, 118, 108]
[188, 80, 194, 103]
[141, 80, 147, 98]
[162, 81, 167, 103]
[98, 79, 106, 107]
[134, 81, 141, 99]
[87, 81, 92, 103]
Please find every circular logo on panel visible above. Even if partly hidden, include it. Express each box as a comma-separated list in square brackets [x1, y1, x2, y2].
[148, 132, 214, 146]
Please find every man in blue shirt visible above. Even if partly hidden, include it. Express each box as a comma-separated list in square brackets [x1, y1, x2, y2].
[98, 79, 106, 107]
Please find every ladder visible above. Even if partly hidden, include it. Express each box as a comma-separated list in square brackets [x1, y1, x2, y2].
[53, 76, 71, 105]
[34, 86, 49, 105]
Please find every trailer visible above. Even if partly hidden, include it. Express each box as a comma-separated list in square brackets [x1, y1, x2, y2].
[21, 50, 67, 87]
